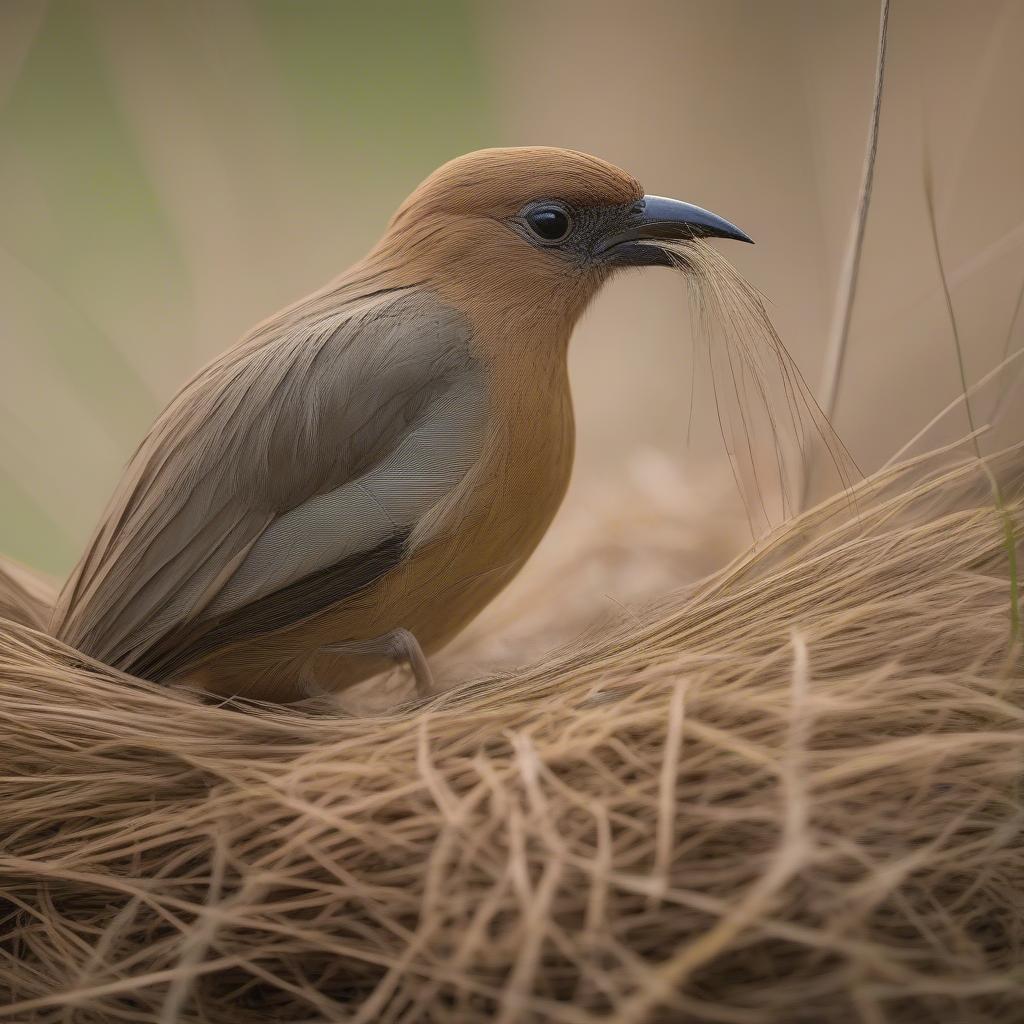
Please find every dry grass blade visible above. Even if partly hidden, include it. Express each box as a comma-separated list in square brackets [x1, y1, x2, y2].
[993, 273, 1024, 422]
[803, 0, 892, 509]
[819, 0, 892, 417]
[1, 441, 1022, 1023]
[923, 153, 1021, 641]
[656, 237, 859, 534]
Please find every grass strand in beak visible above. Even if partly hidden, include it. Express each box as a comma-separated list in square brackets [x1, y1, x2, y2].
[650, 238, 861, 533]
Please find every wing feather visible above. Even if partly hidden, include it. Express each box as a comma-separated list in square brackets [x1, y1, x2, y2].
[52, 288, 484, 677]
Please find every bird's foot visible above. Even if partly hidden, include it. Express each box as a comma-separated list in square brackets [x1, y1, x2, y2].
[319, 627, 435, 698]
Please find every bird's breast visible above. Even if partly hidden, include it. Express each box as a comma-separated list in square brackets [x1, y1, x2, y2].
[415, 358, 575, 590]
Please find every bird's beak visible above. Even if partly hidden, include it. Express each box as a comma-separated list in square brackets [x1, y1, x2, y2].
[598, 194, 753, 267]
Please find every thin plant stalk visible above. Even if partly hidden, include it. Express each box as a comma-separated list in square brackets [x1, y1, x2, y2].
[924, 155, 1020, 642]
[801, 0, 892, 509]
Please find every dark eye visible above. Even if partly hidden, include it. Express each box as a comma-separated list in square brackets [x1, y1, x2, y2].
[525, 205, 573, 243]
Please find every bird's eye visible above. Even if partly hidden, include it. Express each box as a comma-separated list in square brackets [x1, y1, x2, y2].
[525, 205, 573, 243]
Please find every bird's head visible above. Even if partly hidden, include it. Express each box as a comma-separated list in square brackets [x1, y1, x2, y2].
[373, 146, 751, 326]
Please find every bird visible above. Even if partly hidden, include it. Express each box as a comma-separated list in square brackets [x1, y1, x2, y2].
[51, 146, 751, 703]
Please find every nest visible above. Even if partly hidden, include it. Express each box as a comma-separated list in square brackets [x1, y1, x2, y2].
[1, 445, 1022, 1023]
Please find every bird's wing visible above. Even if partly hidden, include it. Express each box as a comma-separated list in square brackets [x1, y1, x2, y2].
[53, 288, 486, 679]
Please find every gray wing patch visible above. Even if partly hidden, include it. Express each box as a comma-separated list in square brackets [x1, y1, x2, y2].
[204, 357, 488, 617]
[135, 361, 488, 682]
[56, 287, 488, 681]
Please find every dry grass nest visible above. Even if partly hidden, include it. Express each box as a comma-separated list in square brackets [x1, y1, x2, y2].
[1, 444, 1023, 1023]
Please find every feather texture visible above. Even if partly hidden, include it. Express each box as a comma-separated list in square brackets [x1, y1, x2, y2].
[52, 289, 486, 678]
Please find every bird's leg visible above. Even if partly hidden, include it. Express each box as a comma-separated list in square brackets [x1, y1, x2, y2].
[319, 627, 435, 697]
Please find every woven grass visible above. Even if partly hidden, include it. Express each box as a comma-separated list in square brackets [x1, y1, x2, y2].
[1, 444, 1022, 1023]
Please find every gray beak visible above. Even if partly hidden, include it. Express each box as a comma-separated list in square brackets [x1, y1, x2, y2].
[598, 194, 753, 267]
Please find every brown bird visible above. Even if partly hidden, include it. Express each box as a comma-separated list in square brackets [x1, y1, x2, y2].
[51, 147, 751, 702]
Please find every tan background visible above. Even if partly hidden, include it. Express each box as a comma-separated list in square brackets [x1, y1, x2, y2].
[1, 0, 1022, 580]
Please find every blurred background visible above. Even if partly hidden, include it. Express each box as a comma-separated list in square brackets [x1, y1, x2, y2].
[1, 0, 1022, 594]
